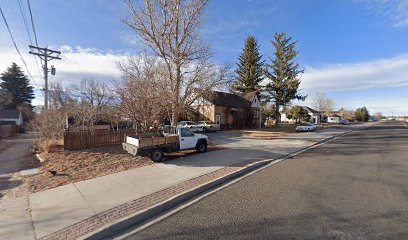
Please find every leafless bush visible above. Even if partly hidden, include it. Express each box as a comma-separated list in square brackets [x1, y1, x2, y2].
[29, 108, 66, 140]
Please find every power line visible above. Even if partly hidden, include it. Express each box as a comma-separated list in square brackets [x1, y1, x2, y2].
[26, 0, 38, 47]
[17, 0, 42, 80]
[0, 4, 36, 84]
[17, 0, 32, 44]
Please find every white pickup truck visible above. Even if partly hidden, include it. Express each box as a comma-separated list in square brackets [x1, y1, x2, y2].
[122, 126, 208, 162]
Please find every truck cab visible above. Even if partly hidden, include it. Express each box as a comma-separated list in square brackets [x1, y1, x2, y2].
[178, 127, 207, 150]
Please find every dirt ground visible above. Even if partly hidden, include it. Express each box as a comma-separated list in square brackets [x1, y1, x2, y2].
[0, 134, 40, 200]
[25, 143, 224, 195]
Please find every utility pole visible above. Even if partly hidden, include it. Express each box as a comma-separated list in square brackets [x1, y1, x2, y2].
[29, 45, 61, 110]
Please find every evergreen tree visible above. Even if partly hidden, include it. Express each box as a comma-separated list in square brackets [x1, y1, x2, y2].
[355, 107, 370, 122]
[287, 106, 310, 124]
[264, 32, 305, 127]
[0, 63, 34, 109]
[231, 35, 264, 94]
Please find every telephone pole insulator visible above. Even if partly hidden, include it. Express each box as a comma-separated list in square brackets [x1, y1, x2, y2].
[29, 45, 61, 110]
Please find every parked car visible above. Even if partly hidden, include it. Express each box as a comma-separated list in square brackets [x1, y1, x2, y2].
[122, 126, 208, 162]
[296, 123, 317, 132]
[196, 121, 220, 132]
[177, 121, 203, 132]
[339, 119, 350, 125]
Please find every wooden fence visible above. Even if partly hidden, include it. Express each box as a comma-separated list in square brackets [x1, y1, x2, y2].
[63, 130, 137, 150]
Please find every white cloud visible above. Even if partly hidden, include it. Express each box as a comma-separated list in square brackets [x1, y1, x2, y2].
[0, 44, 130, 107]
[354, 0, 408, 27]
[293, 53, 408, 115]
[51, 45, 128, 86]
[0, 44, 129, 89]
[301, 53, 408, 93]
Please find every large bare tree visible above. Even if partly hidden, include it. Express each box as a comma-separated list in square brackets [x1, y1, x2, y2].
[312, 91, 334, 116]
[123, 0, 229, 125]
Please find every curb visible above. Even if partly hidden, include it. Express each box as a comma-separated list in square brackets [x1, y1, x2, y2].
[84, 129, 353, 240]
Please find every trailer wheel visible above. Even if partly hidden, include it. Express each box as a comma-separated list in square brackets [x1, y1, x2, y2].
[196, 141, 207, 153]
[150, 149, 164, 162]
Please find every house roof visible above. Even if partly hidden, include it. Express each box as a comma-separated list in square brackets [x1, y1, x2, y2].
[204, 91, 254, 108]
[300, 106, 320, 114]
[0, 110, 21, 119]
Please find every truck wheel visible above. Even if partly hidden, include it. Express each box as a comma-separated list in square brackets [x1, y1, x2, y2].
[150, 149, 164, 162]
[196, 141, 207, 153]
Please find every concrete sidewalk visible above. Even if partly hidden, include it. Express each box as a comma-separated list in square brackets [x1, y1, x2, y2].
[0, 126, 364, 240]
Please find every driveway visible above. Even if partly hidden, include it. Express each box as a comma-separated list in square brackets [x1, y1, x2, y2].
[0, 134, 39, 199]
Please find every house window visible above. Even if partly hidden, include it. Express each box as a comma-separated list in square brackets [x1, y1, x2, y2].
[215, 114, 221, 125]
[254, 110, 259, 119]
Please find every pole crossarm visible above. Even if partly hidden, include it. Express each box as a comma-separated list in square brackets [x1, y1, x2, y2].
[28, 45, 61, 110]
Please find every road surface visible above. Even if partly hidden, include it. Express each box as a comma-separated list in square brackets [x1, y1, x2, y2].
[124, 121, 408, 240]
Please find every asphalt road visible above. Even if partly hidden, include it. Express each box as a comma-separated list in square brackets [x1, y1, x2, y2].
[124, 121, 408, 240]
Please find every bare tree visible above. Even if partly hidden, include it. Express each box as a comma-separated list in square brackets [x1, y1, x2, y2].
[312, 91, 334, 116]
[117, 55, 170, 132]
[338, 108, 355, 120]
[72, 79, 114, 107]
[66, 79, 117, 129]
[123, 0, 230, 125]
[49, 82, 74, 109]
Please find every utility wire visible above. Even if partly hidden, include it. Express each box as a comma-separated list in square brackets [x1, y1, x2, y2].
[17, 0, 42, 80]
[17, 0, 32, 44]
[0, 4, 36, 84]
[26, 0, 38, 47]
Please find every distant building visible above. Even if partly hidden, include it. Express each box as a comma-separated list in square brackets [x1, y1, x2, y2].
[281, 106, 321, 124]
[0, 110, 23, 126]
[327, 114, 342, 123]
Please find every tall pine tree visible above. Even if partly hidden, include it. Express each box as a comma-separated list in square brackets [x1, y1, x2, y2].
[0, 63, 35, 110]
[231, 35, 264, 94]
[264, 32, 305, 127]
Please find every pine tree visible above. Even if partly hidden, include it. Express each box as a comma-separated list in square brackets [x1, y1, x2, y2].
[355, 107, 370, 122]
[0, 63, 35, 109]
[264, 32, 305, 127]
[231, 35, 264, 94]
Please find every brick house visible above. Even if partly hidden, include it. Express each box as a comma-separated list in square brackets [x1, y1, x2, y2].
[193, 91, 261, 129]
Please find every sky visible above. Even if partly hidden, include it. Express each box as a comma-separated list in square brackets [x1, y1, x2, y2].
[0, 0, 408, 115]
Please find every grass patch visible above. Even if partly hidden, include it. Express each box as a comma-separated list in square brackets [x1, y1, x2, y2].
[233, 124, 297, 139]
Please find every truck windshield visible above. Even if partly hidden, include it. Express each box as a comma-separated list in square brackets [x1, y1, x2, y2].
[180, 128, 194, 137]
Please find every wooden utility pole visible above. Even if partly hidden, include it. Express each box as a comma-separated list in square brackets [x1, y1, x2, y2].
[29, 45, 61, 110]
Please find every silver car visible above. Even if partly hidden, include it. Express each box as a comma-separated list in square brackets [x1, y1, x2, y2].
[196, 121, 221, 132]
[177, 121, 203, 132]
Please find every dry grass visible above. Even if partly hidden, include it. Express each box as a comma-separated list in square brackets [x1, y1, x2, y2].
[233, 124, 297, 139]
[25, 143, 224, 194]
[34, 138, 64, 153]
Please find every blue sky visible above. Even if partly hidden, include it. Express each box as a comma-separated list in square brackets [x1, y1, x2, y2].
[1, 0, 408, 115]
